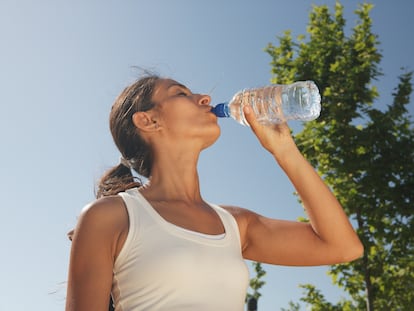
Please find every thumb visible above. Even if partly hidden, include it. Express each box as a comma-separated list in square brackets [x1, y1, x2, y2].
[243, 105, 270, 148]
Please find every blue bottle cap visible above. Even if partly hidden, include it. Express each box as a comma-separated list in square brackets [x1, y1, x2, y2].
[212, 103, 230, 117]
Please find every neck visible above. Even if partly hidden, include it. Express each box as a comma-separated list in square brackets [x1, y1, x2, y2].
[141, 146, 203, 203]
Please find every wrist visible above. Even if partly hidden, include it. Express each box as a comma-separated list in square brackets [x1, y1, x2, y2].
[272, 140, 302, 166]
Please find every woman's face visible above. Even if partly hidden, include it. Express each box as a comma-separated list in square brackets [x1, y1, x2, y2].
[150, 78, 220, 148]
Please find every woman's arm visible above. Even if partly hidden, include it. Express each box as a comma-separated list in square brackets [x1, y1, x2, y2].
[233, 106, 363, 266]
[66, 196, 128, 311]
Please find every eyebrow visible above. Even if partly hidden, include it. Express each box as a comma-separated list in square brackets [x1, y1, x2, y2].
[168, 83, 189, 91]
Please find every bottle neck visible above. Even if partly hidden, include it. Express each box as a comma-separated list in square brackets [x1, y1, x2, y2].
[212, 102, 230, 117]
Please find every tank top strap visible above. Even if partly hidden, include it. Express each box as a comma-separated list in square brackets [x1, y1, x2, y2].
[207, 203, 243, 249]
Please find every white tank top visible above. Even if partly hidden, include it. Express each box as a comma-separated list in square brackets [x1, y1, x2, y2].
[111, 188, 249, 311]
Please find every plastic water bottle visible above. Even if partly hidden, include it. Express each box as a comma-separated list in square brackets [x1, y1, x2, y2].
[212, 81, 321, 126]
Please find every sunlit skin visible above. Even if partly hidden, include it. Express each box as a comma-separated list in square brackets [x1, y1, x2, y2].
[66, 78, 363, 311]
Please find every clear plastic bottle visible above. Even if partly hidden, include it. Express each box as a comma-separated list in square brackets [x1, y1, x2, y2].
[212, 81, 321, 126]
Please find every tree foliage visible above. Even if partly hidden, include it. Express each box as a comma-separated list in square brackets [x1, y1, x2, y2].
[246, 262, 267, 301]
[265, 2, 414, 310]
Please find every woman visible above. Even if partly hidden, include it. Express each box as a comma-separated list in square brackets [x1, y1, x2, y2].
[66, 74, 363, 311]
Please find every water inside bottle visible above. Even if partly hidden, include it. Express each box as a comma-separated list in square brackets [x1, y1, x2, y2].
[228, 91, 249, 126]
[224, 81, 321, 126]
[248, 85, 285, 125]
[280, 81, 321, 121]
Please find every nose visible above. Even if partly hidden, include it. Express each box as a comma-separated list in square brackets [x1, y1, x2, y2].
[198, 94, 211, 106]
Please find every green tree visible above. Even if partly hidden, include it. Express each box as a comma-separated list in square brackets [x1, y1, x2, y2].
[265, 2, 414, 310]
[246, 262, 266, 302]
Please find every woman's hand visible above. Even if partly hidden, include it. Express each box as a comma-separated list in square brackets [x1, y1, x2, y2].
[243, 106, 297, 160]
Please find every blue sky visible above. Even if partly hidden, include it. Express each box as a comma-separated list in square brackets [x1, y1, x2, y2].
[1, 0, 413, 310]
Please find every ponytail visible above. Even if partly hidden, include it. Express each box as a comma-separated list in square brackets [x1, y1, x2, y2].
[96, 163, 142, 199]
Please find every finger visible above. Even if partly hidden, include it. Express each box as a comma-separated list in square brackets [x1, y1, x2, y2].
[243, 106, 259, 128]
[67, 229, 75, 241]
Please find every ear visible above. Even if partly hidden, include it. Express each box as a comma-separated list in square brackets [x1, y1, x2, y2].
[132, 111, 160, 132]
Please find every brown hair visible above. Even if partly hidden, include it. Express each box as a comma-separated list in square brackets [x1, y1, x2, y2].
[96, 74, 160, 198]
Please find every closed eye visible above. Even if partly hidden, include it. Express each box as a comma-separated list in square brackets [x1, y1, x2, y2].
[168, 83, 192, 97]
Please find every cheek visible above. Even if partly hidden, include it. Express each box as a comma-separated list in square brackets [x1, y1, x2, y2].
[159, 111, 194, 136]
[161, 106, 198, 127]
[159, 105, 218, 138]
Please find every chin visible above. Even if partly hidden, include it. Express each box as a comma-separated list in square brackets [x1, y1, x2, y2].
[202, 125, 221, 149]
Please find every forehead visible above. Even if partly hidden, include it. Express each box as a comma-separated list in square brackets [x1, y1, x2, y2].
[155, 78, 186, 92]
[152, 78, 187, 100]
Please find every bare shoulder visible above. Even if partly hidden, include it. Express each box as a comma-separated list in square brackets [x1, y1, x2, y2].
[220, 204, 248, 216]
[81, 195, 127, 223]
[81, 195, 125, 214]
[67, 195, 129, 309]
[220, 204, 257, 222]
[218, 205, 257, 246]
[73, 195, 129, 244]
